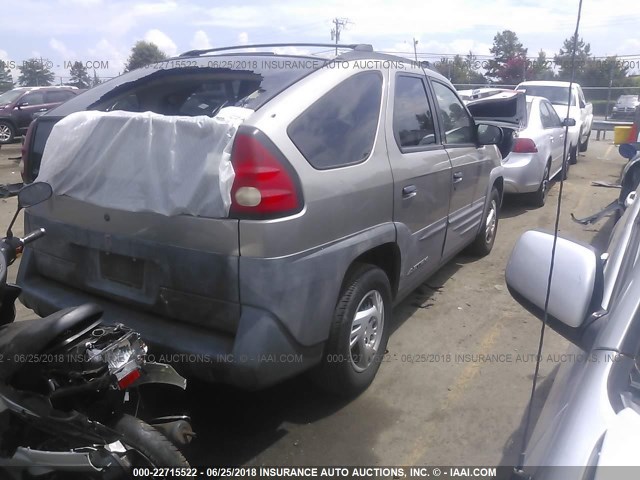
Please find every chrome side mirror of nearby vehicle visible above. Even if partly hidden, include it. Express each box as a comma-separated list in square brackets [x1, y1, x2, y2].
[506, 230, 603, 345]
[477, 124, 503, 146]
[563, 117, 577, 127]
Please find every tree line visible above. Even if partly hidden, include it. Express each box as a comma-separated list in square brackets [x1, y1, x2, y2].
[0, 41, 167, 92]
[432, 30, 637, 97]
[1, 31, 638, 96]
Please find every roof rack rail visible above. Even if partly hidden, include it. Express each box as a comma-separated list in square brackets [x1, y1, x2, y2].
[179, 43, 374, 58]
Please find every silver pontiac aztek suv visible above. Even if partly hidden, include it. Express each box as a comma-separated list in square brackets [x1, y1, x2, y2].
[19, 44, 505, 395]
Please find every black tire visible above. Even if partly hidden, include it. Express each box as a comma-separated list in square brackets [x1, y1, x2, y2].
[313, 264, 391, 397]
[468, 187, 500, 257]
[0, 121, 15, 145]
[569, 144, 578, 164]
[561, 154, 569, 180]
[530, 162, 550, 208]
[112, 414, 189, 468]
[579, 132, 590, 153]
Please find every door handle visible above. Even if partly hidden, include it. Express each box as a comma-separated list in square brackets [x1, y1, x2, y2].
[402, 185, 417, 199]
[453, 172, 463, 184]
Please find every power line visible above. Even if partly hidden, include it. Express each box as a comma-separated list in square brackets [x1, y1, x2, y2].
[380, 50, 640, 61]
[330, 17, 351, 55]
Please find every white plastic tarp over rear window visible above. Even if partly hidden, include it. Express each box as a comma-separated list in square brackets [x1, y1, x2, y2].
[37, 107, 254, 217]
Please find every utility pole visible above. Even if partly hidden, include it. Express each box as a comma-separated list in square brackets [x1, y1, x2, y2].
[413, 38, 419, 62]
[331, 18, 350, 55]
[605, 61, 614, 120]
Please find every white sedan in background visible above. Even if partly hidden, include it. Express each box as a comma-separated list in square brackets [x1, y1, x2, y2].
[468, 93, 573, 207]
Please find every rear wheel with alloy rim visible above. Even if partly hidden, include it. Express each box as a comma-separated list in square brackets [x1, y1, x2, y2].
[313, 263, 391, 397]
[531, 162, 550, 208]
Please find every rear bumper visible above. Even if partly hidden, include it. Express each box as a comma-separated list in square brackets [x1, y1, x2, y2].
[18, 266, 323, 390]
[502, 153, 542, 194]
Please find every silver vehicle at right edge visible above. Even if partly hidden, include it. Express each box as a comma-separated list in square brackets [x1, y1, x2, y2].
[507, 183, 640, 477]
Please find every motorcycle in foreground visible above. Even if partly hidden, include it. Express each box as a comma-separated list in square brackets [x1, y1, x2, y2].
[0, 182, 194, 478]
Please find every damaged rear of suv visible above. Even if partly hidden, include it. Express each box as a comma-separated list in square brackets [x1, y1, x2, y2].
[19, 44, 505, 395]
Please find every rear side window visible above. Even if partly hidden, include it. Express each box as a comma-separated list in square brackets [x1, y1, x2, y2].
[45, 90, 75, 103]
[393, 75, 437, 148]
[287, 71, 383, 170]
[20, 91, 45, 106]
[540, 101, 561, 128]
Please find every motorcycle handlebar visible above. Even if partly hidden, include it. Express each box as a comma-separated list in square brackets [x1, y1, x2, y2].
[21, 228, 46, 245]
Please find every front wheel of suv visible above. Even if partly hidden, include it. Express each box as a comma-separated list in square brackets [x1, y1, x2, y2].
[313, 264, 391, 397]
[0, 121, 15, 145]
[468, 187, 500, 257]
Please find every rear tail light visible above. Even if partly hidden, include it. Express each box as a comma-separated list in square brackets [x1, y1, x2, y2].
[512, 138, 538, 153]
[229, 127, 303, 219]
[21, 121, 36, 182]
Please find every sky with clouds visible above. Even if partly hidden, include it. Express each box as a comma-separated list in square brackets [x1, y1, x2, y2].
[1, 0, 640, 82]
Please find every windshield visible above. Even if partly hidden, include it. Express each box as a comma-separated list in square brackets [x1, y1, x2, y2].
[0, 89, 24, 106]
[618, 95, 639, 104]
[518, 85, 575, 106]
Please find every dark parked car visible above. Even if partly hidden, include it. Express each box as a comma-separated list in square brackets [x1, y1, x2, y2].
[0, 86, 79, 144]
[610, 94, 640, 120]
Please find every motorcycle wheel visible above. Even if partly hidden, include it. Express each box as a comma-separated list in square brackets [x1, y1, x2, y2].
[112, 414, 189, 468]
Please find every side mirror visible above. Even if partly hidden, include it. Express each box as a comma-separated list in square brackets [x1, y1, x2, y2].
[563, 117, 576, 127]
[6, 182, 53, 238]
[15, 102, 29, 109]
[505, 230, 603, 345]
[477, 124, 503, 146]
[18, 182, 52, 209]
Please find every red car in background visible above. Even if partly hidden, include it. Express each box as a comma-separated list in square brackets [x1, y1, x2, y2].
[0, 86, 80, 144]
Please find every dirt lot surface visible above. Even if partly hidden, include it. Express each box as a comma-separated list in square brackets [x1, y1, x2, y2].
[0, 138, 625, 469]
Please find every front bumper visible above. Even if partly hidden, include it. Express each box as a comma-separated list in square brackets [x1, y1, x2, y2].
[18, 267, 323, 390]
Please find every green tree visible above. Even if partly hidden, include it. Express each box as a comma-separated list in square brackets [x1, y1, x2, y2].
[0, 60, 13, 92]
[579, 57, 631, 104]
[465, 52, 488, 85]
[67, 61, 91, 88]
[554, 34, 591, 80]
[486, 30, 527, 82]
[434, 53, 486, 85]
[530, 50, 555, 81]
[17, 58, 55, 86]
[124, 41, 167, 72]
